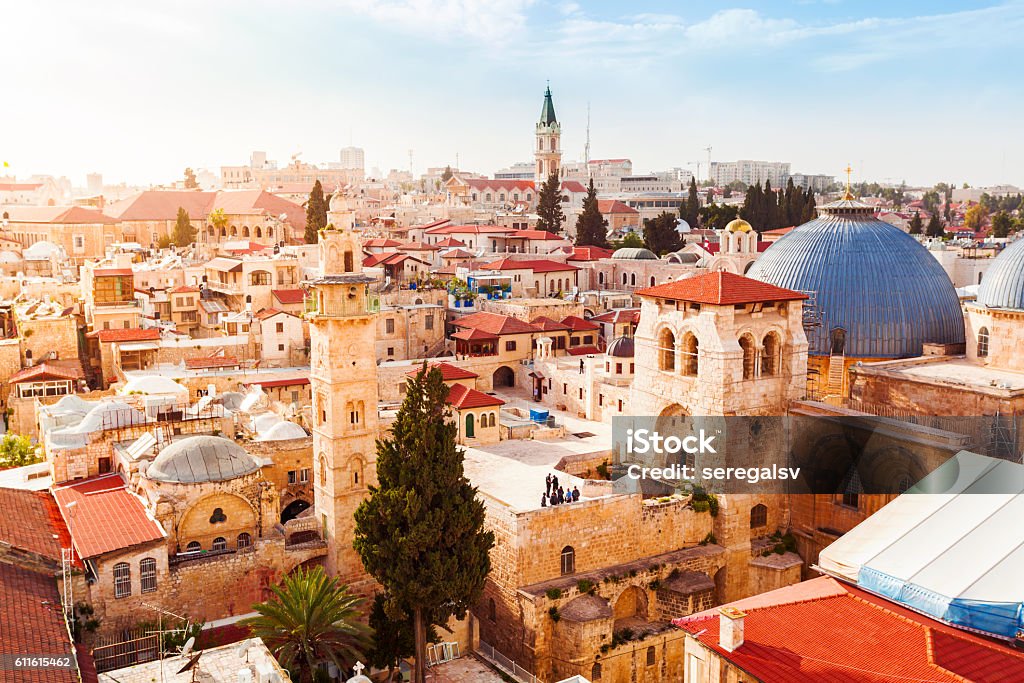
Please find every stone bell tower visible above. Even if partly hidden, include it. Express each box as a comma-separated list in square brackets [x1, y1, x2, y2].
[535, 84, 562, 186]
[309, 202, 379, 588]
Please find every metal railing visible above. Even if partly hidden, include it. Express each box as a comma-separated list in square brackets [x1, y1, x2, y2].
[477, 640, 541, 683]
[92, 630, 160, 673]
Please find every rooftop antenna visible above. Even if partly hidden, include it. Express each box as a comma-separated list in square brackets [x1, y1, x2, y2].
[585, 102, 591, 170]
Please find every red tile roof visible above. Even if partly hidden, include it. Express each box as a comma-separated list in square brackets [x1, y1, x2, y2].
[93, 268, 133, 277]
[169, 285, 200, 293]
[441, 248, 475, 259]
[589, 308, 640, 325]
[9, 362, 84, 384]
[452, 327, 499, 341]
[637, 271, 808, 305]
[452, 311, 539, 335]
[503, 230, 565, 241]
[0, 488, 68, 563]
[399, 241, 439, 251]
[406, 362, 479, 381]
[674, 577, 1024, 683]
[184, 355, 240, 369]
[0, 205, 120, 225]
[240, 376, 309, 388]
[0, 563, 80, 683]
[597, 200, 639, 215]
[560, 181, 587, 193]
[434, 237, 466, 247]
[52, 474, 164, 559]
[272, 289, 306, 305]
[425, 224, 515, 235]
[363, 238, 403, 248]
[568, 246, 615, 261]
[88, 327, 161, 343]
[531, 316, 571, 331]
[561, 315, 600, 331]
[481, 258, 577, 273]
[446, 383, 505, 409]
[567, 345, 601, 356]
[464, 179, 535, 192]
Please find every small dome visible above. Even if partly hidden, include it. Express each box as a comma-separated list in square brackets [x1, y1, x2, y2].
[329, 192, 351, 213]
[147, 435, 260, 483]
[725, 218, 753, 233]
[121, 375, 186, 396]
[258, 421, 308, 442]
[667, 251, 700, 265]
[606, 336, 635, 358]
[977, 239, 1024, 309]
[676, 219, 691, 234]
[611, 247, 658, 260]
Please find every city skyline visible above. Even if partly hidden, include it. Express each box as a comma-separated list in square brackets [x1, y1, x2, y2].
[3, 0, 1023, 187]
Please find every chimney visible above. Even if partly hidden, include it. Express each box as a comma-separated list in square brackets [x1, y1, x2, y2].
[718, 607, 746, 652]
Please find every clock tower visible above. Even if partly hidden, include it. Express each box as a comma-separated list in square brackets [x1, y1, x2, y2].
[535, 84, 562, 186]
[309, 195, 380, 588]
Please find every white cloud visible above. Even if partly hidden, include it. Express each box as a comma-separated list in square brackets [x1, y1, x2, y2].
[337, 0, 535, 43]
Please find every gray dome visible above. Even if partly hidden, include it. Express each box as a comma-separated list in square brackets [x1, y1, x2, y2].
[747, 198, 964, 358]
[606, 336, 635, 358]
[148, 435, 260, 483]
[976, 240, 1024, 309]
[667, 251, 700, 264]
[611, 247, 658, 260]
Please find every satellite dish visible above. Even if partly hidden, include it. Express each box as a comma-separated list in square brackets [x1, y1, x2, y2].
[180, 636, 195, 657]
[176, 652, 202, 674]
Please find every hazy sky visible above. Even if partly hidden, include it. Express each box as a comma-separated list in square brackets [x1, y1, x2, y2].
[3, 0, 1023, 188]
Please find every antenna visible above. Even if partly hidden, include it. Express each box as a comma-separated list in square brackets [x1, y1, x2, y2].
[585, 102, 591, 169]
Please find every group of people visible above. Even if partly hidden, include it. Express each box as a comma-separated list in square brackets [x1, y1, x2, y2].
[542, 472, 580, 507]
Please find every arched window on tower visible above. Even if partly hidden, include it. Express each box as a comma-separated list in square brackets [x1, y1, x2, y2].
[762, 332, 780, 376]
[750, 504, 767, 529]
[560, 545, 575, 575]
[343, 250, 354, 273]
[658, 328, 676, 372]
[682, 333, 699, 376]
[739, 334, 756, 379]
[978, 327, 990, 357]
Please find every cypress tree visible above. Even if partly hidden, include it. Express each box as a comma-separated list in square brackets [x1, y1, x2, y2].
[683, 176, 700, 228]
[908, 211, 923, 235]
[926, 214, 945, 238]
[802, 190, 817, 223]
[172, 207, 196, 246]
[353, 365, 494, 683]
[536, 172, 565, 234]
[575, 178, 609, 247]
[305, 180, 327, 244]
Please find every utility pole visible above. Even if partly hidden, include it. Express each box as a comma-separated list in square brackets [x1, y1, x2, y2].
[585, 102, 591, 171]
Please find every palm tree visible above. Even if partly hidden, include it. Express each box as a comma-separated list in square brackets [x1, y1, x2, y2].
[244, 566, 372, 683]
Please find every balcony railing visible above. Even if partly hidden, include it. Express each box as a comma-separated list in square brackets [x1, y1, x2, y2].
[304, 294, 380, 317]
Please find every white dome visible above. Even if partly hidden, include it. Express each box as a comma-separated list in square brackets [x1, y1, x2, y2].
[148, 435, 260, 483]
[252, 412, 282, 433]
[258, 421, 307, 442]
[121, 375, 186, 396]
[24, 240, 64, 261]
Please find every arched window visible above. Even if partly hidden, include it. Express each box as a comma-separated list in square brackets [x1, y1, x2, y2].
[978, 326, 990, 357]
[658, 328, 676, 372]
[646, 646, 655, 666]
[242, 226, 250, 237]
[739, 333, 756, 379]
[230, 226, 238, 237]
[220, 226, 227, 237]
[343, 250, 354, 273]
[650, 276, 656, 286]
[630, 273, 636, 286]
[255, 226, 262, 238]
[750, 504, 768, 529]
[319, 455, 328, 486]
[622, 272, 628, 285]
[598, 272, 604, 285]
[488, 598, 496, 622]
[591, 663, 602, 680]
[560, 545, 575, 575]
[140, 558, 157, 593]
[185, 541, 201, 553]
[266, 226, 274, 239]
[237, 532, 252, 549]
[250, 270, 271, 286]
[465, 413, 475, 439]
[762, 332, 780, 376]
[113, 562, 131, 598]
[212, 537, 227, 551]
[682, 333, 699, 376]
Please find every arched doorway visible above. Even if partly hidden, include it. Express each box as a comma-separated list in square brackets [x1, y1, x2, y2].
[493, 366, 515, 388]
[281, 499, 310, 524]
[612, 586, 649, 625]
[465, 413, 475, 439]
[830, 328, 847, 355]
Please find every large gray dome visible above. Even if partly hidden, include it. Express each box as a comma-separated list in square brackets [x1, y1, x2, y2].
[148, 435, 260, 483]
[747, 198, 964, 358]
[606, 336, 635, 358]
[611, 247, 658, 260]
[976, 240, 1024, 309]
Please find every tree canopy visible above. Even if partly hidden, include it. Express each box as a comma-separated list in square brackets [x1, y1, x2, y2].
[183, 168, 198, 189]
[353, 364, 494, 683]
[643, 211, 681, 255]
[305, 180, 328, 244]
[574, 178, 609, 248]
[172, 207, 196, 247]
[536, 172, 565, 234]
[925, 214, 946, 238]
[964, 204, 988, 232]
[991, 211, 1013, 239]
[0, 433, 40, 468]
[740, 179, 815, 232]
[908, 211, 923, 235]
[681, 176, 700, 229]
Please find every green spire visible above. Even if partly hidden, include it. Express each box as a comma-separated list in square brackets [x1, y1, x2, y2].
[539, 85, 557, 126]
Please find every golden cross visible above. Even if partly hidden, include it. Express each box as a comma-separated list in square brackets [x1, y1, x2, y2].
[843, 164, 853, 199]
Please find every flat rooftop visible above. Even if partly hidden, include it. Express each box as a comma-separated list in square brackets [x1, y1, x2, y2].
[856, 356, 1024, 393]
[98, 638, 289, 682]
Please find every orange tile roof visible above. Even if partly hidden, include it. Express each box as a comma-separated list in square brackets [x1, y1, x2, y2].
[597, 199, 639, 215]
[446, 383, 505, 409]
[531, 316, 571, 331]
[0, 564, 80, 683]
[452, 311, 539, 335]
[480, 258, 577, 273]
[636, 271, 808, 305]
[568, 246, 614, 261]
[272, 288, 306, 305]
[675, 577, 1024, 683]
[434, 237, 466, 247]
[52, 474, 164, 559]
[451, 327, 499, 341]
[561, 315, 600, 331]
[503, 230, 565, 241]
[88, 327, 161, 343]
[406, 362, 479, 381]
[567, 345, 601, 356]
[9, 362, 84, 384]
[0, 489, 68, 564]
[0, 205, 120, 225]
[184, 355, 240, 369]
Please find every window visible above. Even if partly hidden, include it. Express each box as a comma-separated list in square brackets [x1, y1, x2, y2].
[237, 532, 252, 549]
[658, 328, 676, 371]
[647, 646, 655, 666]
[739, 334, 756, 379]
[978, 326, 990, 357]
[113, 562, 131, 598]
[387, 347, 394, 356]
[140, 558, 157, 593]
[385, 318, 395, 334]
[682, 333, 699, 376]
[209, 507, 227, 524]
[299, 468, 310, 483]
[750, 504, 768, 529]
[506, 340, 517, 352]
[276, 322, 284, 333]
[278, 344, 285, 351]
[424, 314, 433, 330]
[591, 663, 602, 681]
[560, 545, 575, 575]
[761, 333, 780, 376]
[583, 335, 593, 344]
[343, 251, 354, 273]
[687, 654, 704, 683]
[212, 537, 227, 551]
[185, 541, 201, 553]
[250, 271, 272, 286]
[288, 470, 297, 484]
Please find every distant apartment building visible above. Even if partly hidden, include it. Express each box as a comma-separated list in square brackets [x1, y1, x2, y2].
[619, 173, 684, 193]
[789, 173, 834, 193]
[494, 162, 536, 180]
[339, 146, 365, 171]
[561, 158, 634, 193]
[952, 184, 1022, 203]
[221, 152, 363, 190]
[709, 160, 791, 188]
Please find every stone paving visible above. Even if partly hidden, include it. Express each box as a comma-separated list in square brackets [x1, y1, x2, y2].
[429, 655, 506, 682]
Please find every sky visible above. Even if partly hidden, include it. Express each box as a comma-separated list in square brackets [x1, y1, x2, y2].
[2, 0, 1023, 188]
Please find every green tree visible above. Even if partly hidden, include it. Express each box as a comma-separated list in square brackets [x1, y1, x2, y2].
[574, 178, 609, 248]
[682, 176, 700, 228]
[740, 182, 765, 230]
[183, 167, 198, 189]
[353, 365, 494, 683]
[305, 180, 328, 244]
[613, 232, 645, 249]
[699, 203, 739, 230]
[991, 211, 1013, 239]
[926, 214, 945, 238]
[208, 208, 227, 239]
[440, 166, 453, 183]
[0, 433, 40, 468]
[243, 566, 371, 683]
[908, 211, 923, 235]
[536, 172, 565, 234]
[172, 207, 196, 247]
[366, 593, 438, 682]
[642, 211, 681, 255]
[964, 204, 988, 233]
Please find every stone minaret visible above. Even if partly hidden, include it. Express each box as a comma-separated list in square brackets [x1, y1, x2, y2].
[309, 204, 379, 588]
[534, 85, 562, 187]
